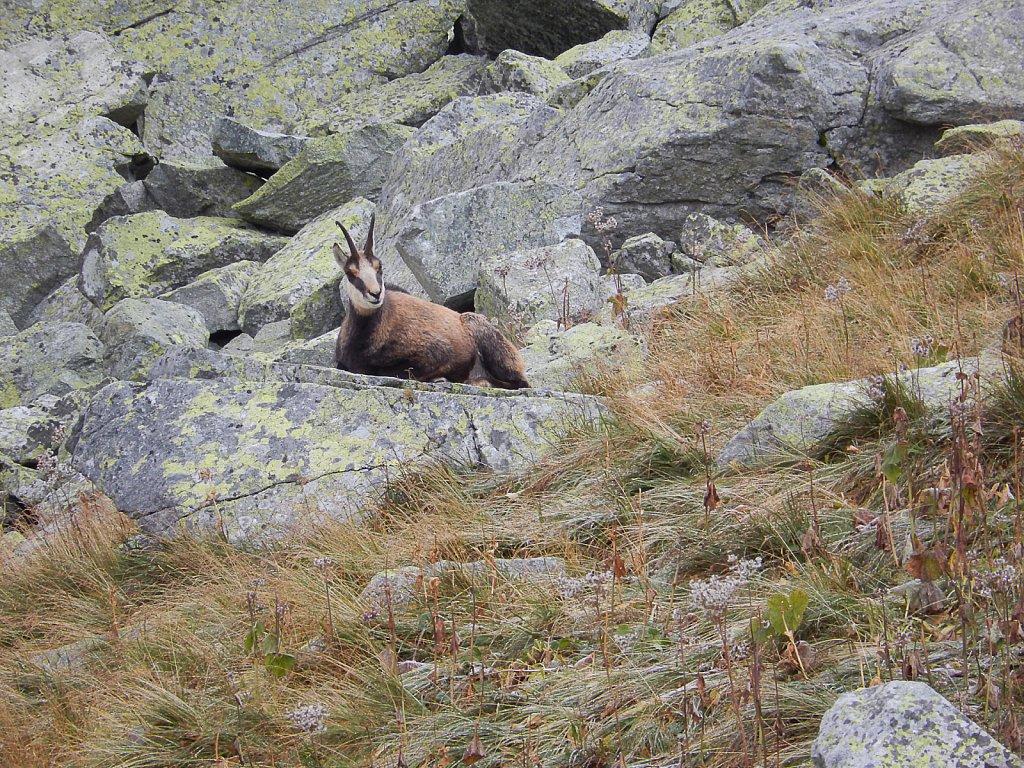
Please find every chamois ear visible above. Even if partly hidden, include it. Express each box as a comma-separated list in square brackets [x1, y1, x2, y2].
[364, 213, 376, 256]
[335, 220, 360, 260]
[332, 242, 348, 268]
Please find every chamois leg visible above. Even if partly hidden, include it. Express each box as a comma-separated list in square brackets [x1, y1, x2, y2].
[461, 313, 530, 390]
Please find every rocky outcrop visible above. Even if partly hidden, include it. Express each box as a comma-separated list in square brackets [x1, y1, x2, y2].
[78, 212, 289, 312]
[0, 405, 59, 464]
[393, 180, 583, 306]
[516, 0, 1024, 249]
[650, 0, 758, 55]
[0, 33, 150, 247]
[868, 153, 992, 217]
[479, 51, 572, 101]
[1, 0, 466, 160]
[0, 323, 105, 408]
[100, 298, 209, 381]
[0, 224, 77, 330]
[475, 239, 605, 327]
[68, 349, 605, 540]
[521, 320, 645, 390]
[161, 261, 261, 334]
[717, 357, 998, 468]
[675, 214, 764, 269]
[232, 123, 414, 234]
[141, 160, 265, 220]
[374, 93, 561, 261]
[212, 118, 312, 175]
[812, 681, 1024, 768]
[0, 311, 16, 338]
[461, 0, 657, 58]
[612, 233, 677, 281]
[26, 278, 105, 334]
[935, 119, 1024, 155]
[553, 29, 650, 78]
[297, 54, 488, 136]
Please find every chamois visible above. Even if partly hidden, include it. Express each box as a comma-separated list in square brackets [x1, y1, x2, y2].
[333, 215, 530, 390]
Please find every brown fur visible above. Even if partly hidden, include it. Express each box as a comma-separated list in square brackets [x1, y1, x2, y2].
[333, 216, 529, 389]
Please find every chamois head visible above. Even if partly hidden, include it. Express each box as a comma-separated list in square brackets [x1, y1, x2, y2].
[334, 214, 383, 315]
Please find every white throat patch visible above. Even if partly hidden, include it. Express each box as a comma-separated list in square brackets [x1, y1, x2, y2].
[344, 276, 385, 314]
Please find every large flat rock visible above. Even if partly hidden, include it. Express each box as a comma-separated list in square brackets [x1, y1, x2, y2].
[68, 349, 604, 541]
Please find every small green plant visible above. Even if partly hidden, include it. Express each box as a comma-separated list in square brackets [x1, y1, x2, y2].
[244, 590, 297, 679]
[754, 587, 810, 676]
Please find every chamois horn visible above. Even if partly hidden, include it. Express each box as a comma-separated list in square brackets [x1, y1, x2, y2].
[364, 213, 376, 255]
[335, 214, 376, 257]
[335, 219, 360, 259]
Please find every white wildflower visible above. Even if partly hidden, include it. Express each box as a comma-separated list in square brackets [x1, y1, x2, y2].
[287, 703, 328, 734]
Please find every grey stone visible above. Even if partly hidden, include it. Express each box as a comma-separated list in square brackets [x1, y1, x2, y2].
[142, 159, 265, 219]
[86, 181, 159, 233]
[0, 322, 105, 408]
[0, 31, 147, 131]
[274, 331, 338, 368]
[936, 119, 1024, 156]
[546, 67, 613, 109]
[0, 310, 16, 338]
[1, 1, 464, 161]
[876, 153, 994, 217]
[79, 212, 289, 311]
[26, 277, 106, 334]
[0, 405, 59, 464]
[812, 681, 1024, 768]
[873, 2, 1024, 127]
[232, 123, 415, 234]
[250, 320, 294, 352]
[554, 29, 650, 78]
[221, 333, 256, 356]
[677, 214, 764, 268]
[461, 0, 658, 58]
[475, 239, 604, 328]
[517, 0, 1024, 249]
[596, 266, 740, 328]
[237, 198, 377, 337]
[374, 93, 561, 264]
[650, 0, 764, 55]
[717, 357, 999, 468]
[27, 637, 109, 675]
[393, 180, 583, 306]
[0, 33, 151, 251]
[100, 298, 209, 381]
[212, 117, 312, 174]
[0, 223, 77, 331]
[520, 320, 645, 391]
[793, 168, 858, 223]
[68, 349, 604, 540]
[297, 54, 489, 137]
[479, 50, 572, 101]
[612, 233, 677, 281]
[161, 261, 261, 334]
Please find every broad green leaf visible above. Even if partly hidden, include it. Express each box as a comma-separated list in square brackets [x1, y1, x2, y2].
[785, 588, 809, 630]
[262, 632, 280, 655]
[264, 652, 297, 678]
[244, 621, 265, 654]
[881, 443, 907, 483]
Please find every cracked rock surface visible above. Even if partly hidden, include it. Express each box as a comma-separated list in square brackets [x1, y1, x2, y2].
[68, 348, 604, 541]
